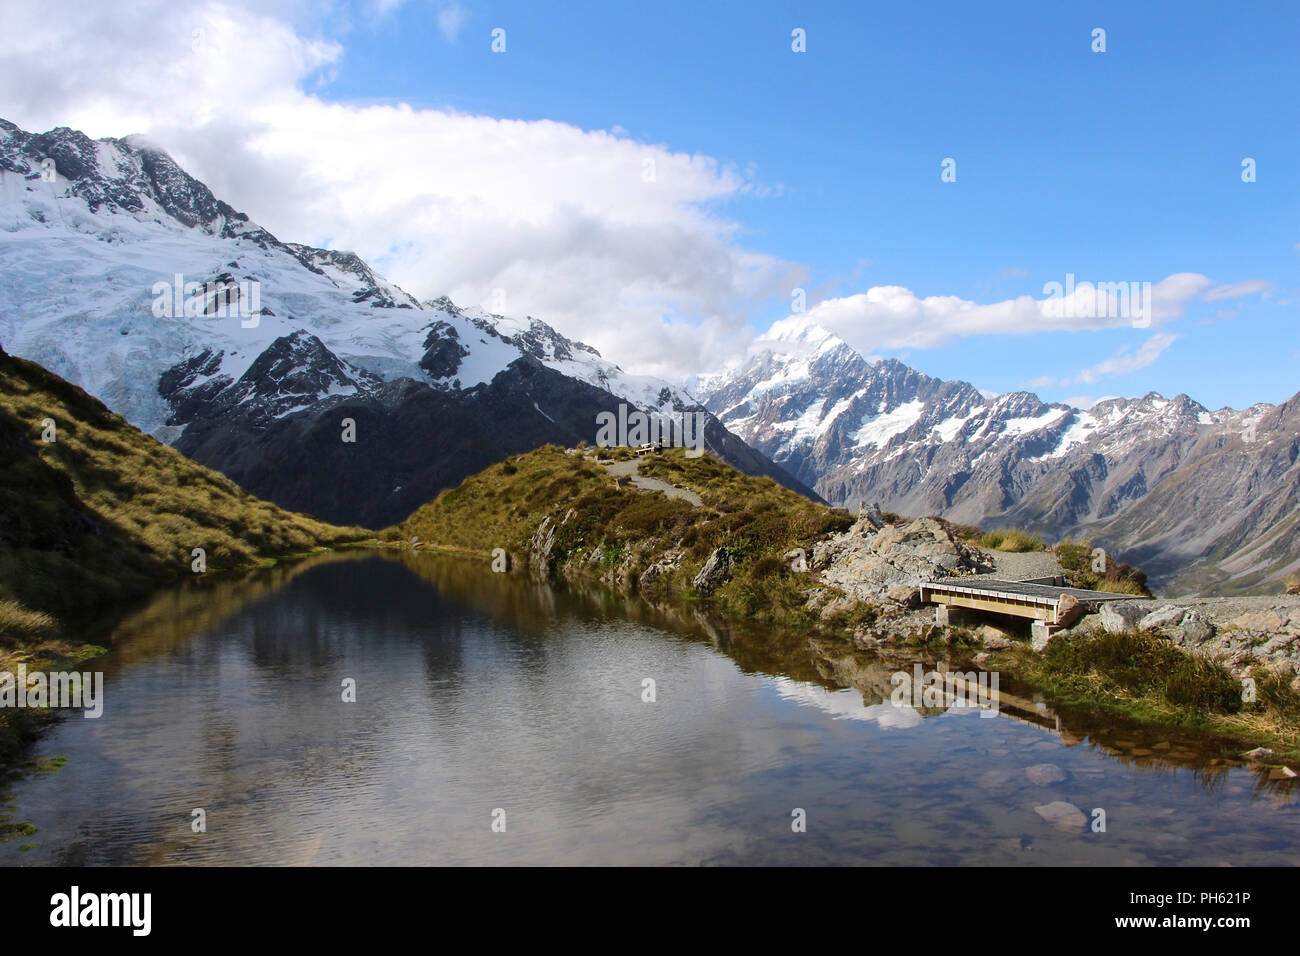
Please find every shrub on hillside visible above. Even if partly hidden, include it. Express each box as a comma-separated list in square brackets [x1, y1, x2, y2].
[979, 529, 1044, 552]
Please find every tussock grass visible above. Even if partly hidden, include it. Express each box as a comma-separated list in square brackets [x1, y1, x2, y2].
[0, 600, 56, 643]
[992, 629, 1300, 759]
[0, 346, 367, 626]
[397, 445, 854, 628]
[978, 528, 1045, 552]
[1056, 536, 1152, 595]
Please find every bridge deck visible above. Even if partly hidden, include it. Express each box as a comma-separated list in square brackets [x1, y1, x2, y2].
[918, 577, 1147, 626]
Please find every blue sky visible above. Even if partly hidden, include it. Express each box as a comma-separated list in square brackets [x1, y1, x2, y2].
[6, 0, 1298, 408]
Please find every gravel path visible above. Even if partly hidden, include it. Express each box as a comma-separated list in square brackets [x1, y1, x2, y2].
[976, 549, 1066, 581]
[604, 459, 703, 507]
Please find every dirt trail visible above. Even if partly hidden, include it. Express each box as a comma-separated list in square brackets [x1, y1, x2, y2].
[603, 459, 703, 507]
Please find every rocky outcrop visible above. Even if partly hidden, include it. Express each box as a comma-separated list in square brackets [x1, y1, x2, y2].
[692, 547, 733, 594]
[1068, 596, 1300, 689]
[813, 514, 990, 603]
[1100, 601, 1147, 633]
[639, 548, 684, 591]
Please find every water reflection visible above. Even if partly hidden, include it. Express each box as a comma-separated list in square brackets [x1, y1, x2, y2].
[0, 551, 1295, 866]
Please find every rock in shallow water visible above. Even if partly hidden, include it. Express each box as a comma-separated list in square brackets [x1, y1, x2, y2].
[1034, 801, 1088, 830]
[1025, 763, 1068, 785]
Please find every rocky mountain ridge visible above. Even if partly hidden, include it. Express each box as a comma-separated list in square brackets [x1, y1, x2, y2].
[0, 118, 816, 526]
[697, 316, 1298, 594]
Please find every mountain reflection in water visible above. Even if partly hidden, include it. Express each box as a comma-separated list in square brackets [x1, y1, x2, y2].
[1, 552, 1295, 866]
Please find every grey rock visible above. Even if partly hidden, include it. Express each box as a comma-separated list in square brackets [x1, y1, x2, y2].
[976, 624, 1015, 651]
[1101, 602, 1147, 633]
[1179, 610, 1216, 646]
[692, 547, 732, 595]
[885, 584, 921, 609]
[1139, 605, 1188, 630]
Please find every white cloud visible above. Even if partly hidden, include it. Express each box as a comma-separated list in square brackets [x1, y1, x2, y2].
[1020, 375, 1059, 389]
[798, 274, 1212, 353]
[1020, 333, 1179, 390]
[1076, 332, 1178, 384]
[0, 0, 798, 381]
[435, 1, 466, 42]
[1200, 279, 1274, 302]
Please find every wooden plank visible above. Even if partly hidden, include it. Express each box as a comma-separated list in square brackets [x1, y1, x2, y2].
[931, 593, 1052, 621]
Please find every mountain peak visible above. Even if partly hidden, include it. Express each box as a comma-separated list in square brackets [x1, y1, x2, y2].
[760, 315, 849, 356]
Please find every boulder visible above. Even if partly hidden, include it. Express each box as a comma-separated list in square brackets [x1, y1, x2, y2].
[692, 547, 732, 595]
[1055, 593, 1083, 627]
[818, 593, 858, 621]
[976, 625, 1015, 651]
[1139, 605, 1188, 630]
[885, 584, 921, 609]
[1178, 610, 1216, 646]
[1100, 601, 1147, 633]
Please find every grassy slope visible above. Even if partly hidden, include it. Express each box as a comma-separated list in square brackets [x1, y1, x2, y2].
[0, 345, 372, 763]
[397, 444, 858, 627]
[396, 444, 1300, 760]
[0, 344, 367, 630]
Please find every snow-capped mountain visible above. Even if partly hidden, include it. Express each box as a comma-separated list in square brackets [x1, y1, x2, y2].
[698, 315, 1299, 593]
[0, 119, 816, 525]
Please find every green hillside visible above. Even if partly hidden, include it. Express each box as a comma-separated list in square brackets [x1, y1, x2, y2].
[396, 444, 856, 625]
[0, 344, 366, 637]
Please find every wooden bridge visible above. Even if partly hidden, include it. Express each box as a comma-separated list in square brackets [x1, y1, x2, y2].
[918, 577, 1148, 641]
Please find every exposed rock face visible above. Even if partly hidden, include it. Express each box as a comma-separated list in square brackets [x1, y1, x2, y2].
[530, 515, 558, 576]
[698, 315, 1300, 594]
[1101, 601, 1148, 633]
[638, 549, 683, 591]
[692, 548, 733, 594]
[813, 515, 989, 603]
